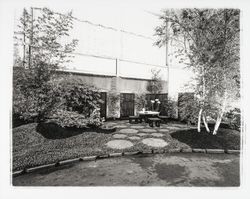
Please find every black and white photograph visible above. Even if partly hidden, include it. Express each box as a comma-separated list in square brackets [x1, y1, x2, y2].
[0, 0, 250, 198]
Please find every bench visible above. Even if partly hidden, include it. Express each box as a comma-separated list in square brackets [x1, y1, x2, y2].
[129, 116, 142, 124]
[148, 118, 161, 127]
[158, 116, 168, 123]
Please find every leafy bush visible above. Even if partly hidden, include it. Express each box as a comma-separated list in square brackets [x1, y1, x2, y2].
[13, 70, 103, 128]
[135, 93, 147, 111]
[224, 108, 241, 131]
[57, 76, 103, 117]
[108, 92, 120, 119]
[178, 93, 199, 124]
[49, 109, 103, 128]
[13, 66, 61, 122]
[146, 69, 163, 94]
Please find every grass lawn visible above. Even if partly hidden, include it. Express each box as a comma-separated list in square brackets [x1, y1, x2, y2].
[12, 121, 241, 171]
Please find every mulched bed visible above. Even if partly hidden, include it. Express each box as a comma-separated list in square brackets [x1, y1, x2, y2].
[12, 122, 241, 171]
[170, 127, 240, 150]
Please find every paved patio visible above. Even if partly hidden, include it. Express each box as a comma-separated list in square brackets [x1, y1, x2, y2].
[13, 153, 240, 186]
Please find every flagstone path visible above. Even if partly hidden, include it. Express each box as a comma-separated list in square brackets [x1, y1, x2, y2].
[104, 120, 191, 150]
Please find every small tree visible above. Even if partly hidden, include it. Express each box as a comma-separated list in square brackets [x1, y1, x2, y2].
[155, 9, 240, 134]
[147, 69, 163, 94]
[17, 7, 78, 69]
[13, 7, 78, 122]
[135, 93, 147, 111]
[108, 92, 120, 120]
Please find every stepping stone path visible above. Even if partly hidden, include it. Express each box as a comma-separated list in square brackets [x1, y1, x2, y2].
[113, 134, 127, 139]
[106, 140, 133, 149]
[119, 129, 138, 134]
[141, 129, 157, 133]
[137, 133, 147, 137]
[151, 133, 164, 137]
[128, 136, 141, 140]
[142, 138, 168, 148]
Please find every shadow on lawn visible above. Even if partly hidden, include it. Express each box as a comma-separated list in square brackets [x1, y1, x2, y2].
[170, 128, 240, 150]
[36, 122, 83, 139]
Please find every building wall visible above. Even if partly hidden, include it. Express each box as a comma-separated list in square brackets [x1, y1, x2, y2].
[64, 72, 168, 118]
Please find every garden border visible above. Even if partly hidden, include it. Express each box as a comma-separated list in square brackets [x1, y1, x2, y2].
[12, 148, 240, 177]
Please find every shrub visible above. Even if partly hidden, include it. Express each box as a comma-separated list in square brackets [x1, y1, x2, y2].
[58, 76, 103, 117]
[146, 69, 163, 94]
[49, 108, 103, 128]
[178, 93, 199, 124]
[135, 93, 147, 111]
[13, 71, 104, 128]
[224, 108, 241, 131]
[13, 67, 61, 122]
[108, 92, 120, 119]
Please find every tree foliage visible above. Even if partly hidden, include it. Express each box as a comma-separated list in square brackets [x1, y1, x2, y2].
[146, 69, 163, 94]
[16, 7, 78, 69]
[155, 9, 240, 133]
[13, 8, 103, 128]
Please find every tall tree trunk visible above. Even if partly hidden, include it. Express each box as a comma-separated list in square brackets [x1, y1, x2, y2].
[213, 93, 227, 135]
[202, 113, 210, 133]
[197, 108, 203, 132]
[213, 110, 224, 135]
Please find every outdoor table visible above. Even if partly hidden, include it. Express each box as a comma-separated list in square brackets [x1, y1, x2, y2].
[138, 111, 160, 122]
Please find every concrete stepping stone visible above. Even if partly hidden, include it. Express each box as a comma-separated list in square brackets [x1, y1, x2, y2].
[113, 134, 127, 139]
[115, 125, 127, 128]
[106, 140, 133, 149]
[141, 129, 157, 133]
[128, 136, 141, 140]
[151, 133, 164, 137]
[137, 133, 147, 137]
[158, 129, 170, 132]
[119, 129, 138, 134]
[142, 138, 168, 148]
[166, 126, 182, 130]
[130, 126, 144, 129]
[171, 124, 187, 128]
[105, 122, 117, 127]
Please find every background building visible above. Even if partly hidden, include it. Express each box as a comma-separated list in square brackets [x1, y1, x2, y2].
[13, 5, 194, 119]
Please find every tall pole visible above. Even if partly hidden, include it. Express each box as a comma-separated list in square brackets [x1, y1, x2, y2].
[28, 7, 34, 68]
[165, 21, 170, 95]
[23, 9, 26, 68]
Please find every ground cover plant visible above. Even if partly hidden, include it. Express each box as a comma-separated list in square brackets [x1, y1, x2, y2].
[12, 120, 240, 171]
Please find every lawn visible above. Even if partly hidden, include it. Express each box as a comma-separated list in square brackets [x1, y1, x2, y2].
[12, 121, 241, 171]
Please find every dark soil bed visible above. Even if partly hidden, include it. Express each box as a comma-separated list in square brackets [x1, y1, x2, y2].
[170, 127, 240, 150]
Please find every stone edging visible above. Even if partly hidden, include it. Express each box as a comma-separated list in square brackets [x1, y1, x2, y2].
[12, 148, 240, 177]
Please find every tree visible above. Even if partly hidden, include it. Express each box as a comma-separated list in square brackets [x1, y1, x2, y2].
[155, 9, 240, 134]
[146, 68, 163, 94]
[17, 7, 78, 70]
[13, 7, 78, 122]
